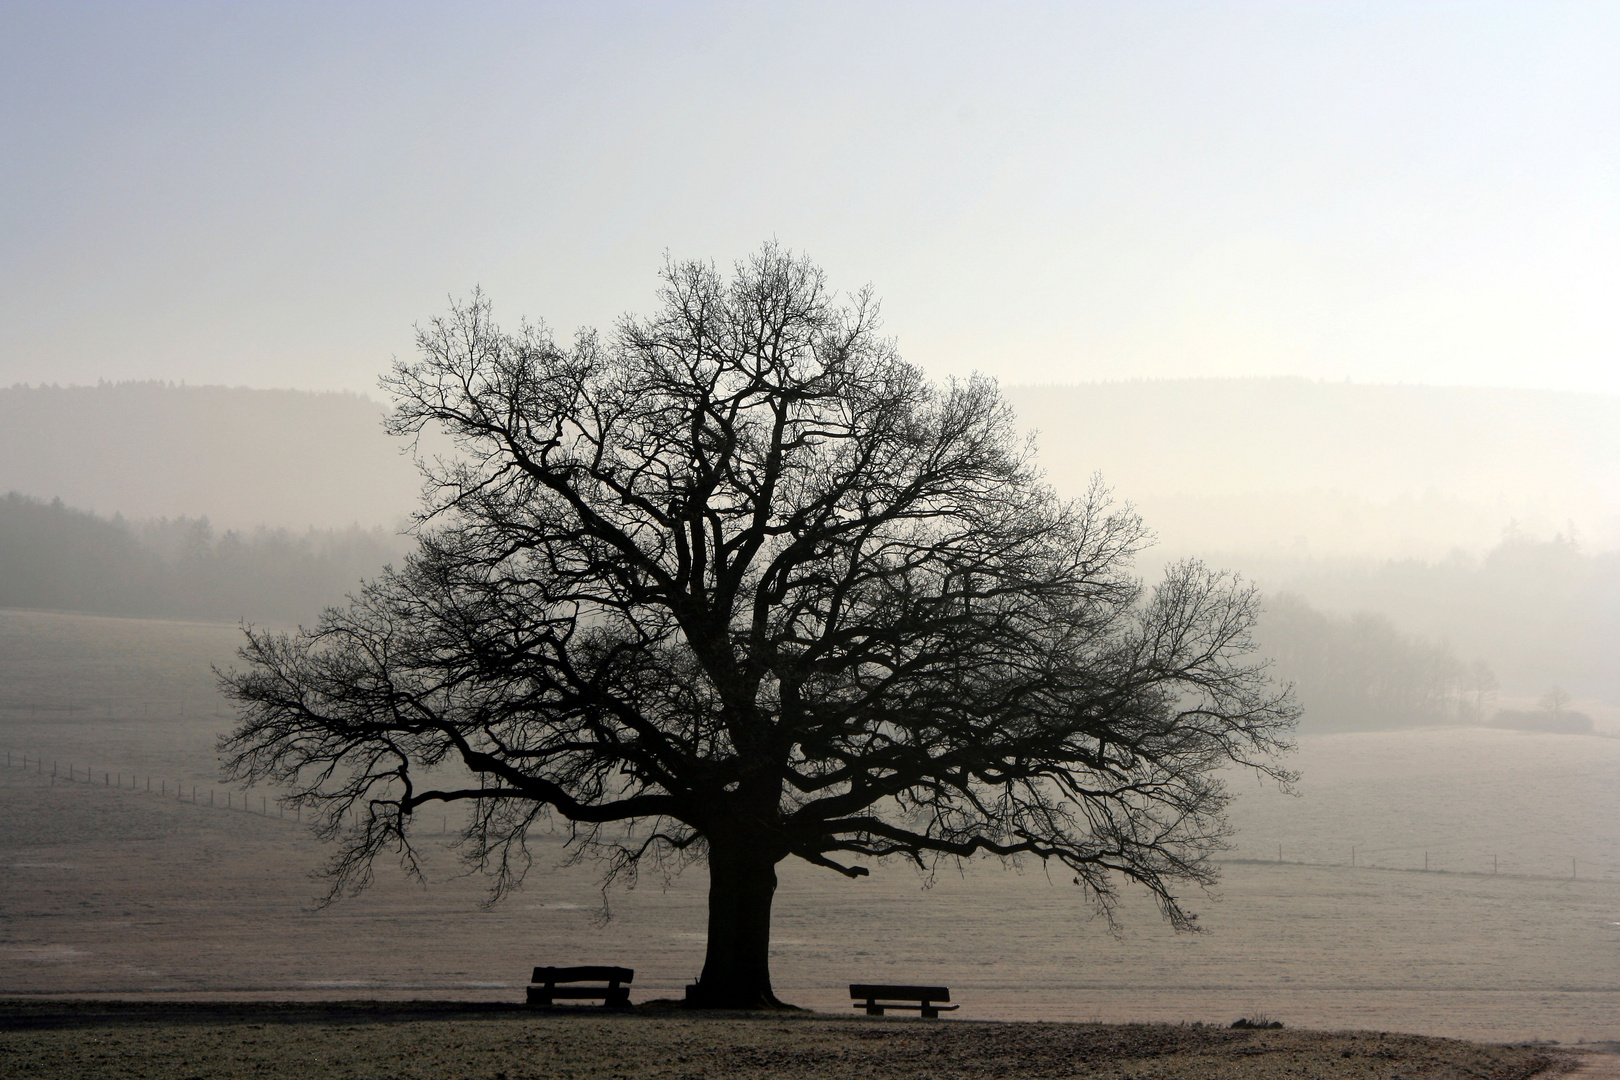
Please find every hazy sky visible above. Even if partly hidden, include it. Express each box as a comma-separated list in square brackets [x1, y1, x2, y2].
[3, 2, 1618, 396]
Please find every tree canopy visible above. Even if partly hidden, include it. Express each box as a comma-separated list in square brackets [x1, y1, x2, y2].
[220, 245, 1296, 1008]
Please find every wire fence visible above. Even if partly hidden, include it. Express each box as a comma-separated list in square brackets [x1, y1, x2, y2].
[5, 747, 1615, 880]
[6, 747, 299, 819]
[1225, 843, 1614, 883]
[3, 748, 462, 835]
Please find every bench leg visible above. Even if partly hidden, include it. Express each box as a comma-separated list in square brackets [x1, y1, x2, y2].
[921, 1006, 939, 1019]
[864, 1003, 885, 1016]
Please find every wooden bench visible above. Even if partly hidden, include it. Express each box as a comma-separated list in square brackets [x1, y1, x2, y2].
[850, 984, 958, 1019]
[526, 966, 634, 1007]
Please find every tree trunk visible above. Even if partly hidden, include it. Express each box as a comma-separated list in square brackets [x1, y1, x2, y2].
[687, 835, 786, 1009]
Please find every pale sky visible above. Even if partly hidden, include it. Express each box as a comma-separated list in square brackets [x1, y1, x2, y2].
[3, 2, 1618, 396]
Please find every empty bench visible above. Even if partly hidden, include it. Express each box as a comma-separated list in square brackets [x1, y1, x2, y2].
[527, 966, 634, 1008]
[850, 984, 958, 1019]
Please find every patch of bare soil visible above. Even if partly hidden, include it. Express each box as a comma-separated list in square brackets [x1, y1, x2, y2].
[0, 1000, 1572, 1080]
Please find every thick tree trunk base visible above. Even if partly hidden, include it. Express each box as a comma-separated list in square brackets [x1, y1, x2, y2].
[691, 836, 785, 1010]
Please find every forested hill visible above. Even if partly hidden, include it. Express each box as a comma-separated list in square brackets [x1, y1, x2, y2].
[0, 492, 401, 624]
[0, 382, 419, 531]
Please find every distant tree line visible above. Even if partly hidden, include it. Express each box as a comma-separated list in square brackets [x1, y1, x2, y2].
[1257, 592, 1496, 732]
[1248, 530, 1620, 708]
[0, 492, 401, 623]
[1258, 590, 1609, 733]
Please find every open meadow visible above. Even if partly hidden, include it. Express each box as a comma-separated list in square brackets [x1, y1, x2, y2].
[2, 609, 1618, 1045]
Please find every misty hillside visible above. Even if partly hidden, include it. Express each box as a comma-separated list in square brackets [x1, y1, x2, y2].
[4, 379, 1616, 714]
[0, 382, 420, 531]
[1003, 379, 1620, 557]
[1245, 533, 1620, 709]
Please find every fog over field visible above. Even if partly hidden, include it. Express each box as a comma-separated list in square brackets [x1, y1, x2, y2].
[4, 2, 1620, 1054]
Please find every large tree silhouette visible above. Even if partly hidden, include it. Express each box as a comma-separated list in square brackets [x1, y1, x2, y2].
[221, 245, 1296, 1009]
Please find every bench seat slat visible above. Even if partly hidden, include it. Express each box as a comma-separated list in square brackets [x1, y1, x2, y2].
[532, 966, 634, 984]
[849, 984, 950, 1002]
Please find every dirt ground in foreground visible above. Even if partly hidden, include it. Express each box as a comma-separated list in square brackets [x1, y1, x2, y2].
[0, 1000, 1578, 1080]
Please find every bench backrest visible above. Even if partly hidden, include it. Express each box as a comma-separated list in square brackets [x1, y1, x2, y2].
[849, 983, 950, 1002]
[532, 966, 634, 985]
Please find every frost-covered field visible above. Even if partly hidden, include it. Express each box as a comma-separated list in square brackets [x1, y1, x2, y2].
[2, 609, 1617, 1043]
[1224, 727, 1620, 882]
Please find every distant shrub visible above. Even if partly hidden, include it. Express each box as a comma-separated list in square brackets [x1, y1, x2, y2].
[1489, 708, 1594, 734]
[1231, 1017, 1284, 1029]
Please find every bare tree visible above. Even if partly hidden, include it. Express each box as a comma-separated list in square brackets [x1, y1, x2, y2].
[220, 245, 1296, 1009]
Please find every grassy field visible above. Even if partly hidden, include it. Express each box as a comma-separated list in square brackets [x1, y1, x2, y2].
[2, 609, 1618, 1044]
